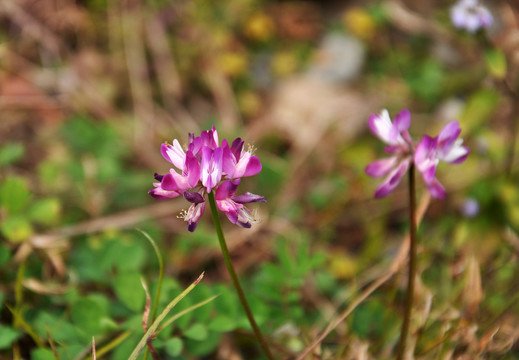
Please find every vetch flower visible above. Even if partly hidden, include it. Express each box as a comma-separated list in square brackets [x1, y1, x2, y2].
[414, 121, 469, 199]
[365, 109, 414, 198]
[149, 126, 265, 231]
[215, 179, 266, 228]
[450, 0, 493, 33]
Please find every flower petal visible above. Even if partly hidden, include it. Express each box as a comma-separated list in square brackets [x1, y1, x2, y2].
[365, 157, 398, 178]
[368, 109, 393, 144]
[233, 192, 266, 204]
[161, 140, 185, 170]
[215, 179, 240, 200]
[183, 191, 205, 204]
[442, 140, 470, 164]
[186, 202, 205, 232]
[184, 151, 201, 187]
[148, 186, 180, 200]
[201, 146, 223, 193]
[438, 122, 461, 150]
[414, 135, 438, 173]
[391, 109, 411, 141]
[374, 159, 410, 198]
[426, 178, 446, 199]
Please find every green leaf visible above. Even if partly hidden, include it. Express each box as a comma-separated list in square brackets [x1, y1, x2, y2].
[0, 324, 22, 349]
[485, 48, 507, 79]
[184, 323, 208, 341]
[33, 311, 82, 344]
[0, 243, 12, 266]
[207, 315, 237, 332]
[70, 298, 106, 335]
[1, 216, 32, 242]
[0, 176, 31, 214]
[460, 89, 500, 134]
[113, 271, 145, 311]
[184, 330, 221, 357]
[30, 348, 56, 360]
[165, 337, 183, 357]
[0, 142, 24, 167]
[28, 198, 61, 225]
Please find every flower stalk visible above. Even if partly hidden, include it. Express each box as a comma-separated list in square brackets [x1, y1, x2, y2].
[396, 164, 417, 360]
[207, 191, 274, 360]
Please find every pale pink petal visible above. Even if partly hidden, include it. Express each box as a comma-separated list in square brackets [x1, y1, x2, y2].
[374, 159, 410, 198]
[366, 157, 398, 178]
[426, 178, 446, 199]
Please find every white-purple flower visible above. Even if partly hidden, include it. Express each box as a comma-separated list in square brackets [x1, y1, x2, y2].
[450, 0, 493, 33]
[414, 121, 469, 199]
[149, 126, 265, 231]
[365, 109, 414, 198]
[366, 109, 469, 199]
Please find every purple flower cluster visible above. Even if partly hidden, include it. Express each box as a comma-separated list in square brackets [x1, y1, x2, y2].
[149, 126, 265, 231]
[450, 0, 493, 33]
[366, 109, 469, 199]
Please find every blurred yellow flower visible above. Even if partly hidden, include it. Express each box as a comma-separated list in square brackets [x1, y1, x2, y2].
[329, 252, 358, 279]
[218, 52, 249, 77]
[343, 7, 376, 41]
[271, 51, 297, 77]
[244, 13, 275, 42]
[238, 91, 262, 117]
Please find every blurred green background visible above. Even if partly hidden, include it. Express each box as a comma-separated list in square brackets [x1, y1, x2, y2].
[0, 0, 518, 359]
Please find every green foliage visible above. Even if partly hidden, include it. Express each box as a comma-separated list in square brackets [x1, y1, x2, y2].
[28, 198, 61, 225]
[113, 272, 145, 311]
[0, 216, 32, 242]
[0, 142, 24, 167]
[0, 176, 31, 215]
[0, 324, 22, 350]
[1, 0, 519, 359]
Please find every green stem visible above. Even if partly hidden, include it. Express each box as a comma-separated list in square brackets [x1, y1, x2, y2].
[207, 192, 275, 360]
[396, 164, 417, 360]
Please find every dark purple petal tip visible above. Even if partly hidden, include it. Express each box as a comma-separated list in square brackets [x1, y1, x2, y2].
[233, 192, 266, 204]
[183, 191, 205, 204]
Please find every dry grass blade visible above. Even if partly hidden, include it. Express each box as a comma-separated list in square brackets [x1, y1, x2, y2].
[295, 193, 431, 360]
[141, 278, 151, 332]
[92, 337, 96, 360]
[463, 255, 483, 317]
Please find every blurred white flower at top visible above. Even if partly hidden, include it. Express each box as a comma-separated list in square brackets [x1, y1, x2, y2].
[450, 0, 493, 33]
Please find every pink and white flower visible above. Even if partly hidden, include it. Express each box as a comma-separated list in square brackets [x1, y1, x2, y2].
[149, 126, 265, 231]
[366, 109, 469, 199]
[414, 121, 469, 199]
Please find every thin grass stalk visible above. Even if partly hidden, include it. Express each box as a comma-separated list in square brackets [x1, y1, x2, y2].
[128, 273, 204, 360]
[396, 164, 417, 360]
[207, 191, 274, 360]
[137, 229, 164, 360]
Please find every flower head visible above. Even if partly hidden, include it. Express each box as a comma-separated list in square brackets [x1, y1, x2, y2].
[414, 121, 469, 199]
[365, 109, 414, 198]
[149, 126, 265, 231]
[366, 109, 469, 199]
[450, 0, 493, 33]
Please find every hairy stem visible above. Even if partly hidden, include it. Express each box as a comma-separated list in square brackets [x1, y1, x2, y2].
[207, 192, 274, 360]
[397, 164, 417, 360]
